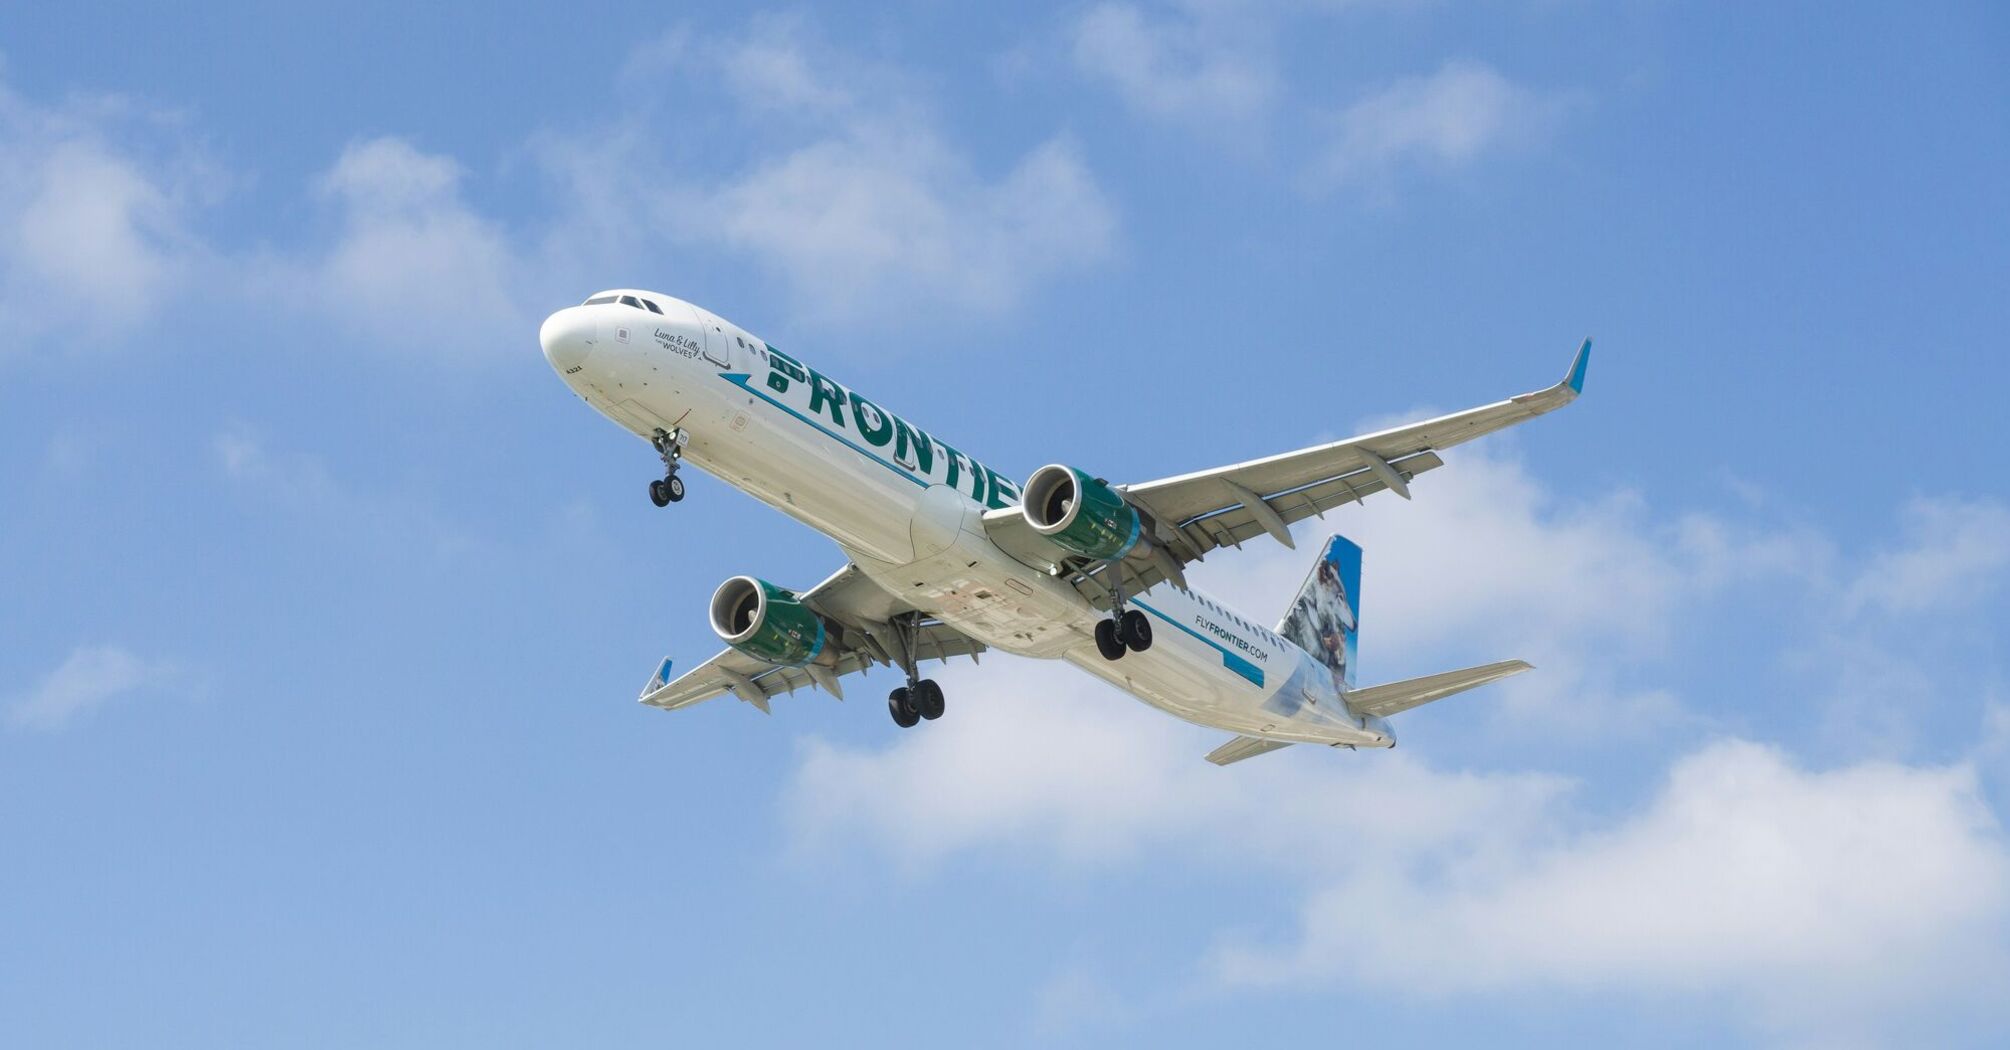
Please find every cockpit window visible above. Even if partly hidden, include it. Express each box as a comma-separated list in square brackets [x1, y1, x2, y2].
[585, 293, 662, 313]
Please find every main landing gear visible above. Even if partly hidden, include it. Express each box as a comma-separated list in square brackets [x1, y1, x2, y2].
[648, 427, 688, 506]
[1095, 609, 1153, 661]
[888, 678, 944, 728]
[884, 614, 946, 729]
[1095, 575, 1153, 662]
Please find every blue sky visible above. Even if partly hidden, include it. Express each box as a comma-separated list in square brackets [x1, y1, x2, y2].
[3, 2, 2008, 1046]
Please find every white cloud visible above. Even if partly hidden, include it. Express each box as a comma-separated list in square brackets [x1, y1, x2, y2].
[1184, 438, 1815, 736]
[1846, 496, 2010, 616]
[789, 656, 1569, 872]
[783, 450, 2010, 1036]
[1777, 496, 2010, 757]
[213, 427, 262, 477]
[8, 644, 175, 730]
[211, 426, 483, 557]
[1030, 962, 1132, 1037]
[5, 18, 1114, 359]
[1058, 11, 1573, 197]
[706, 133, 1112, 319]
[1219, 741, 2010, 1032]
[788, 666, 2010, 1036]
[1982, 700, 2010, 781]
[605, 22, 1117, 322]
[0, 80, 207, 342]
[298, 136, 528, 358]
[1314, 61, 1560, 191]
[0, 76, 528, 362]
[1068, 3, 1277, 129]
[714, 19, 861, 118]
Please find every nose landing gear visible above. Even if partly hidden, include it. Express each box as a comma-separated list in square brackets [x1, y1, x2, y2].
[648, 475, 684, 506]
[648, 427, 688, 506]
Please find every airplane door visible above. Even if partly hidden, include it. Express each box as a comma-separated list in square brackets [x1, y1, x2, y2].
[691, 307, 735, 368]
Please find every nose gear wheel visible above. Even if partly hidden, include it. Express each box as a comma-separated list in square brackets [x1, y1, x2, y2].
[647, 427, 689, 507]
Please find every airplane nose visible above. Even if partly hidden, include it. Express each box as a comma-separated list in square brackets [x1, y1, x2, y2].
[539, 307, 597, 373]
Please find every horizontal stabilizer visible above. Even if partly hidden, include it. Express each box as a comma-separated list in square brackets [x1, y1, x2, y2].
[1205, 735, 1296, 766]
[1346, 659, 1533, 719]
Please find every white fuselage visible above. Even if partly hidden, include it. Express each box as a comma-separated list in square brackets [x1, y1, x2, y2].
[541, 290, 1391, 747]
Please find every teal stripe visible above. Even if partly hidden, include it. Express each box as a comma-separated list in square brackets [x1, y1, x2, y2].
[1220, 651, 1265, 686]
[1132, 599, 1266, 687]
[721, 373, 929, 489]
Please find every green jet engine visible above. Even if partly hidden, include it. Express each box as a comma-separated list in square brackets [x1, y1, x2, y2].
[709, 576, 829, 667]
[1020, 464, 1146, 562]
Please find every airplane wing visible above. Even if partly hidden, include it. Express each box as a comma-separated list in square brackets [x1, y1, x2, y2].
[637, 564, 985, 713]
[985, 340, 1589, 606]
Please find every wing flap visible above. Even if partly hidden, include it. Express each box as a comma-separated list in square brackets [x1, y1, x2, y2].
[1125, 340, 1587, 550]
[1165, 450, 1443, 556]
[1346, 659, 1533, 719]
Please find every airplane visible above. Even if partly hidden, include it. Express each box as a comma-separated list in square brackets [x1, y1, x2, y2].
[540, 290, 1589, 765]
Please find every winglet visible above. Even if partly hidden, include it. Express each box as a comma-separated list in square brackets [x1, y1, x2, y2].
[640, 656, 675, 701]
[1564, 338, 1592, 396]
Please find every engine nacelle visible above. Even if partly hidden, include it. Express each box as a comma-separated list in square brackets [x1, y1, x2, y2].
[709, 576, 829, 667]
[1021, 464, 1144, 562]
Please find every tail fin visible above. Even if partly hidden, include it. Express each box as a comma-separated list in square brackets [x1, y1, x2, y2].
[1278, 535, 1361, 690]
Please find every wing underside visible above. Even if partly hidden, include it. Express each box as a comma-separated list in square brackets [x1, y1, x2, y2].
[639, 564, 985, 713]
[984, 341, 1590, 608]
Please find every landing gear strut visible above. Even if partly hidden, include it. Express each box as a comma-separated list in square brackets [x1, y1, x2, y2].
[648, 427, 687, 506]
[885, 614, 946, 728]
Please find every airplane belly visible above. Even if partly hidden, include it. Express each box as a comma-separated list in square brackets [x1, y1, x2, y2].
[1060, 630, 1238, 726]
[1068, 639, 1381, 743]
[696, 374, 922, 563]
[852, 496, 1094, 660]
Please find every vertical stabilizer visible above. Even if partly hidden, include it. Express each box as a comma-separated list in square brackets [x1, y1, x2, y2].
[1278, 535, 1361, 690]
